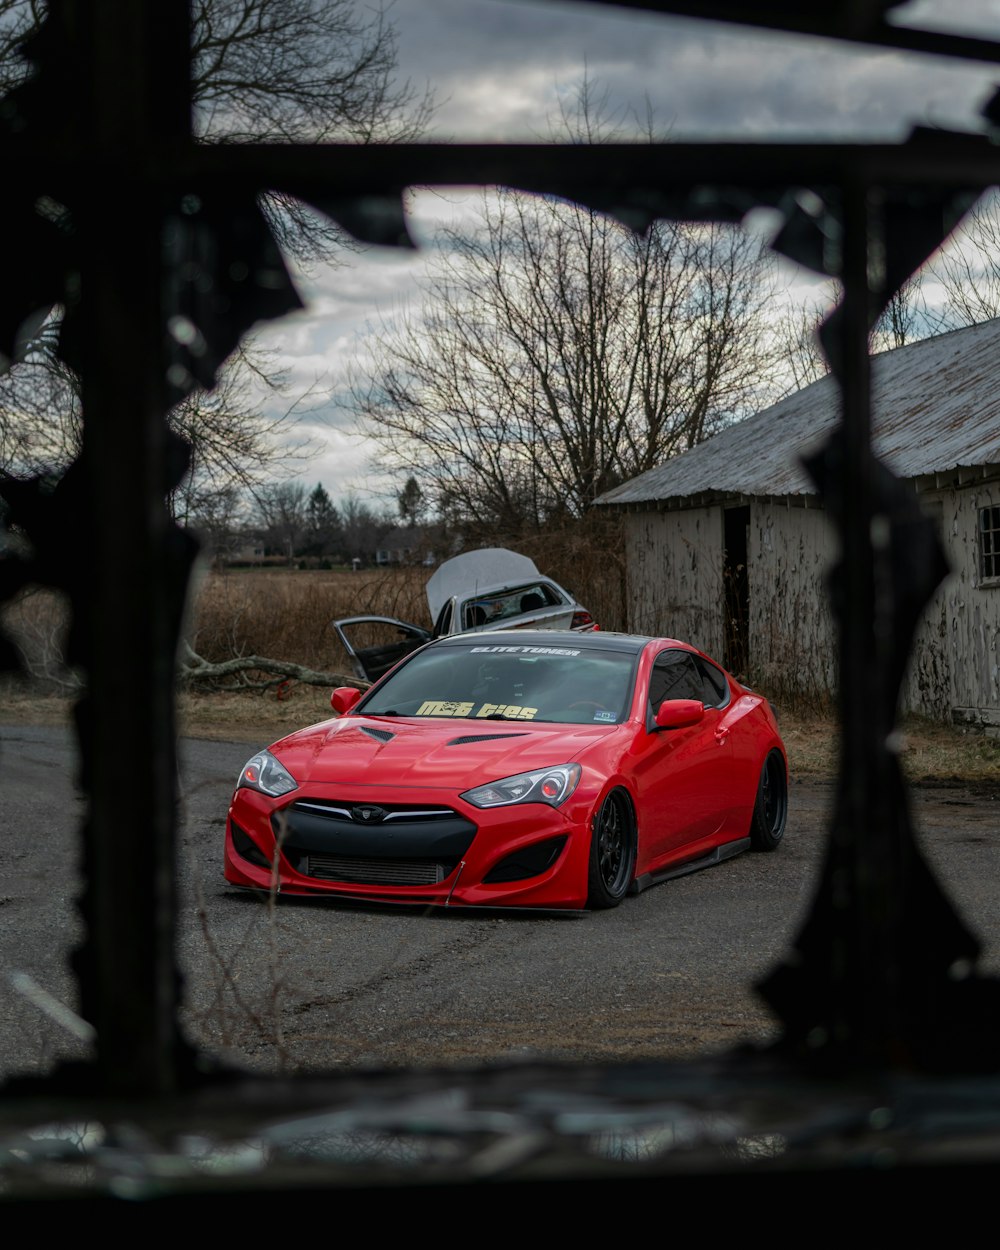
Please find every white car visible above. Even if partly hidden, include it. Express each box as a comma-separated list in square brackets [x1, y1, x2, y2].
[332, 548, 597, 682]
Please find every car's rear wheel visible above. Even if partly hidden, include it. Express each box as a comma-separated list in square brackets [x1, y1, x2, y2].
[587, 789, 636, 909]
[750, 749, 787, 851]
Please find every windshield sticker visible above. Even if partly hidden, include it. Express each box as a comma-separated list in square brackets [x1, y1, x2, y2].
[470, 645, 580, 656]
[593, 710, 617, 723]
[416, 700, 475, 717]
[413, 700, 538, 720]
[475, 703, 538, 720]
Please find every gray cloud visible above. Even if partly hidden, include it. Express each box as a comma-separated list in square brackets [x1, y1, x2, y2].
[390, 0, 999, 139]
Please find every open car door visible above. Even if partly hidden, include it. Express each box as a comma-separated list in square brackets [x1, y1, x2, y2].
[331, 615, 431, 683]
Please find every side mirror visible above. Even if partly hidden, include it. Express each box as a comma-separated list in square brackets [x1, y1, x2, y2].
[654, 698, 704, 730]
[331, 686, 363, 715]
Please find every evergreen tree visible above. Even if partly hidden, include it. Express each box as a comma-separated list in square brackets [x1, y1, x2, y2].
[398, 476, 426, 527]
[304, 482, 342, 558]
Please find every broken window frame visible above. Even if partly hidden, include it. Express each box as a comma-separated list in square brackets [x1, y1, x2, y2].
[4, 0, 1000, 1196]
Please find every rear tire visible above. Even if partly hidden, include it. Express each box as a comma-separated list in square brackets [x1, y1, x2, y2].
[750, 750, 787, 851]
[587, 789, 636, 909]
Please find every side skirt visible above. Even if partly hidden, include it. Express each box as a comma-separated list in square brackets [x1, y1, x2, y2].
[629, 837, 752, 895]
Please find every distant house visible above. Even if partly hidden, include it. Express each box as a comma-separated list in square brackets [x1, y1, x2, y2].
[375, 525, 438, 567]
[595, 318, 1000, 729]
[228, 541, 265, 564]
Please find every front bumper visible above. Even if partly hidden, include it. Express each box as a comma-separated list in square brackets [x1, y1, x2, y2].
[224, 782, 595, 910]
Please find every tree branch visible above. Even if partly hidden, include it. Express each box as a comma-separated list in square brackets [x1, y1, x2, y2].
[179, 641, 369, 690]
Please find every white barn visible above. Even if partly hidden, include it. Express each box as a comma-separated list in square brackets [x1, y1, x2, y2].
[595, 318, 1000, 728]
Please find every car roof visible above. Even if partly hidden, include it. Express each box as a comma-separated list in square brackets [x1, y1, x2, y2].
[427, 629, 673, 655]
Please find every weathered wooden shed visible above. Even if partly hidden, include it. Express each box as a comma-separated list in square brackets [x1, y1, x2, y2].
[595, 317, 1000, 727]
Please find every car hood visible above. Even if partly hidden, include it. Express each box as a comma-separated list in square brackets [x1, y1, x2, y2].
[270, 715, 618, 788]
[425, 548, 541, 621]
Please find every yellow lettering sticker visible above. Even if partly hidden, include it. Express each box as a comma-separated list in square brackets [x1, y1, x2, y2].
[475, 704, 538, 720]
[416, 700, 474, 717]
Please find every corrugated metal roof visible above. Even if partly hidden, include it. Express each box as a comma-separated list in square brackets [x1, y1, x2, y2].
[596, 317, 1000, 507]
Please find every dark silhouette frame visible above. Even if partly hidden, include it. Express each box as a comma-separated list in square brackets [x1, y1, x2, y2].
[3, 0, 1000, 1207]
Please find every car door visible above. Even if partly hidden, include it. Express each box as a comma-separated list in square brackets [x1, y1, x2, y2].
[629, 647, 734, 866]
[330, 616, 431, 682]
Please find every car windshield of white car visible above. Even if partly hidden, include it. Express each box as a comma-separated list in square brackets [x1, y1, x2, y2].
[462, 582, 565, 629]
[360, 643, 635, 724]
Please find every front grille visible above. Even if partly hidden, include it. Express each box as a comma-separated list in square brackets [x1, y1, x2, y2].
[276, 799, 478, 867]
[303, 854, 450, 886]
[288, 799, 455, 823]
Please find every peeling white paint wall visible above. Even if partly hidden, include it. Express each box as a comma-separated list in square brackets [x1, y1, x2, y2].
[748, 503, 836, 703]
[898, 497, 951, 721]
[623, 508, 723, 656]
[937, 482, 1000, 728]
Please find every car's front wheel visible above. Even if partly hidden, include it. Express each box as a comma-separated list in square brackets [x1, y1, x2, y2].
[587, 789, 636, 909]
[750, 749, 787, 851]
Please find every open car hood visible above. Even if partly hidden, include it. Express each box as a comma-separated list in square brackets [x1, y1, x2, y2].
[426, 548, 541, 621]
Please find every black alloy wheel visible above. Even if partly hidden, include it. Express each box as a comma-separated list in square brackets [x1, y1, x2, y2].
[750, 749, 787, 851]
[587, 789, 635, 909]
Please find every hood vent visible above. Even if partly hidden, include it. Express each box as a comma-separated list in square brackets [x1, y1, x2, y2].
[360, 725, 394, 743]
[447, 732, 529, 746]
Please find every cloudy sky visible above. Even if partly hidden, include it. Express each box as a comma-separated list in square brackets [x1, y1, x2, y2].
[251, 0, 1000, 506]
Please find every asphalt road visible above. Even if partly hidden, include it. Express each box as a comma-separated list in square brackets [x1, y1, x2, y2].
[2, 723, 999, 1082]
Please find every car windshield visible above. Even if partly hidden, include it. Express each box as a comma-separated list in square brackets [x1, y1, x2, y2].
[461, 582, 565, 628]
[359, 642, 637, 725]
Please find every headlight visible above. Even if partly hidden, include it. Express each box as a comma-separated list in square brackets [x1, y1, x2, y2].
[461, 763, 581, 809]
[237, 750, 298, 797]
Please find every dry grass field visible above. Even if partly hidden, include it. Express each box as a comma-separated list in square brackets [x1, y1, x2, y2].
[187, 564, 431, 672]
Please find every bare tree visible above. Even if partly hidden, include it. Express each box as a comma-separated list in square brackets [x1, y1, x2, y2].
[341, 493, 393, 564]
[191, 0, 429, 145]
[923, 188, 1000, 328]
[252, 480, 310, 561]
[0, 0, 432, 507]
[772, 268, 928, 393]
[353, 187, 785, 535]
[872, 281, 925, 350]
[0, 0, 40, 96]
[169, 345, 324, 518]
[188, 0, 434, 268]
[181, 483, 248, 568]
[0, 335, 319, 526]
[0, 318, 77, 475]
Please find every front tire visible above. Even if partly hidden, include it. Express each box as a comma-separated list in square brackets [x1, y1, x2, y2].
[587, 789, 636, 909]
[750, 749, 787, 851]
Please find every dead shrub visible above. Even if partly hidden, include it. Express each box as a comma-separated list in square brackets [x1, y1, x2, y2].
[461, 512, 629, 632]
[187, 565, 429, 672]
[0, 586, 78, 694]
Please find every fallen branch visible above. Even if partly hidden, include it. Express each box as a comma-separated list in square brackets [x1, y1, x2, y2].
[179, 642, 370, 691]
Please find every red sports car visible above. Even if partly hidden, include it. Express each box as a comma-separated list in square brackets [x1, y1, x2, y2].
[224, 630, 788, 911]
